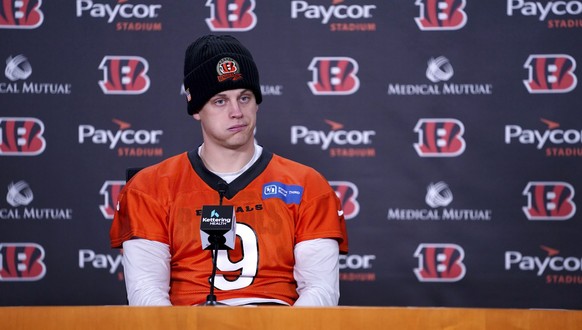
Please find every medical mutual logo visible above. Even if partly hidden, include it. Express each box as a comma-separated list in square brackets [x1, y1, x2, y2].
[387, 56, 493, 96]
[1, 181, 73, 220]
[1, 54, 72, 95]
[387, 181, 492, 221]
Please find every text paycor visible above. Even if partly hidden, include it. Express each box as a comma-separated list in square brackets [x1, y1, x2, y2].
[76, 0, 162, 23]
[291, 126, 375, 150]
[291, 1, 376, 24]
[78, 125, 162, 149]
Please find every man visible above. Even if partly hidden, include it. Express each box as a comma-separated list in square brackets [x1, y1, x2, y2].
[110, 34, 348, 306]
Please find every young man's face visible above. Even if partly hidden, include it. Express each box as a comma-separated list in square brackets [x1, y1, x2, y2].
[194, 88, 258, 150]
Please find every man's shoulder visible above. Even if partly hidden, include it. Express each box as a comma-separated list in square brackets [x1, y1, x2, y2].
[126, 152, 192, 188]
[268, 153, 327, 182]
[270, 153, 313, 171]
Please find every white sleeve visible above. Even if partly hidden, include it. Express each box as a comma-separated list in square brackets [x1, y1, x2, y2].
[293, 238, 340, 306]
[122, 239, 172, 306]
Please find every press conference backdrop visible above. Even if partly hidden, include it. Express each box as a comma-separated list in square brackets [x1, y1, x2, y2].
[1, 1, 581, 309]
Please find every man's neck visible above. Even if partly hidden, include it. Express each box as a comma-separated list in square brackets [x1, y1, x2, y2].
[199, 142, 256, 173]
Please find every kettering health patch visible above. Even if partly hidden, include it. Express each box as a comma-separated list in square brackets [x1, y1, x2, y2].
[262, 182, 304, 204]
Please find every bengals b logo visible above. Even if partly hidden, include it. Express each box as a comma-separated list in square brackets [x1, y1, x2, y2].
[415, 0, 467, 31]
[523, 55, 577, 93]
[308, 57, 360, 95]
[414, 243, 466, 282]
[414, 118, 465, 157]
[0, 0, 43, 29]
[329, 181, 360, 220]
[206, 0, 257, 31]
[522, 182, 576, 220]
[100, 181, 126, 219]
[98, 56, 150, 95]
[0, 117, 46, 156]
[0, 243, 46, 281]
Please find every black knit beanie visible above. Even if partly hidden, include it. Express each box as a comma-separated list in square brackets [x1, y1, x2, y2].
[183, 34, 262, 115]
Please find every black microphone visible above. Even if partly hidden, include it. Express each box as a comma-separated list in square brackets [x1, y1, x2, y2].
[199, 182, 236, 305]
[200, 205, 236, 251]
[217, 181, 228, 205]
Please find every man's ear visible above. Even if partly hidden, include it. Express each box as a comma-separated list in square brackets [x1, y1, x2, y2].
[193, 113, 201, 121]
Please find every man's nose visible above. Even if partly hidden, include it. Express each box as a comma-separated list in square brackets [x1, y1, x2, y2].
[229, 100, 243, 117]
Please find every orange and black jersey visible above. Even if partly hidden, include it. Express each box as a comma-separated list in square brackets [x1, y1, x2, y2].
[110, 148, 348, 306]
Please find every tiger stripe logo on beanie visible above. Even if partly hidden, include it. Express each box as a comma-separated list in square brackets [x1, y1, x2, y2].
[183, 34, 262, 115]
[216, 57, 242, 82]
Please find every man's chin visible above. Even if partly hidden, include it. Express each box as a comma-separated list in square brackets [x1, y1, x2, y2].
[224, 136, 254, 150]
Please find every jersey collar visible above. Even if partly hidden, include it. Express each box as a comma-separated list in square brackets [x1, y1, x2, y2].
[188, 146, 273, 200]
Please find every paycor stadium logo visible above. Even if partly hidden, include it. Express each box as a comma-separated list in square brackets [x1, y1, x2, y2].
[79, 249, 123, 281]
[340, 254, 376, 282]
[76, 0, 163, 31]
[505, 246, 582, 285]
[291, 0, 377, 32]
[291, 119, 376, 157]
[507, 0, 582, 29]
[78, 118, 163, 157]
[505, 118, 582, 157]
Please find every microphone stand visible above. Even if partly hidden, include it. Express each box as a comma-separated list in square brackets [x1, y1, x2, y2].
[204, 237, 221, 305]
